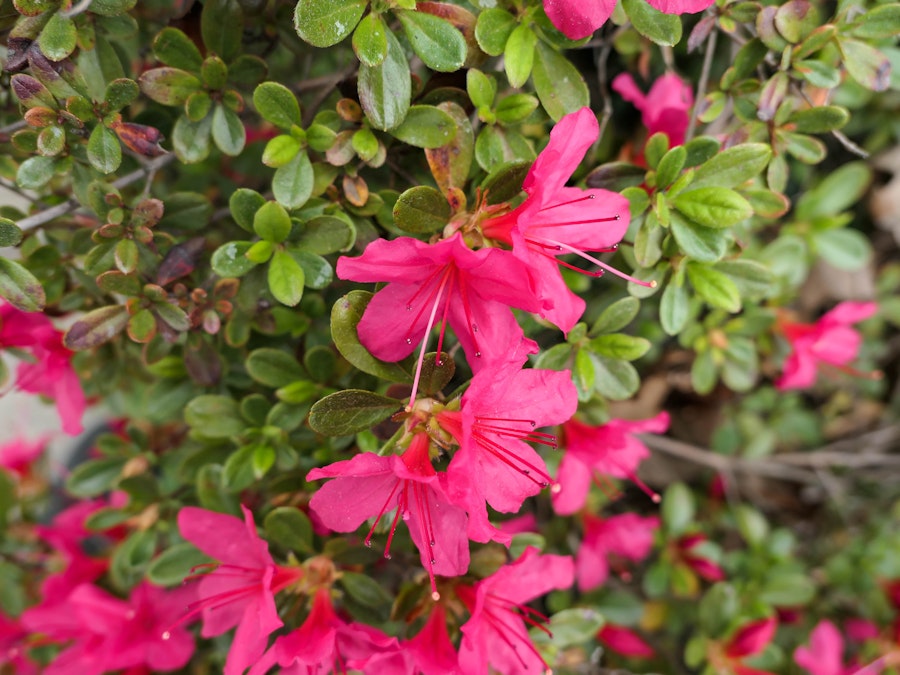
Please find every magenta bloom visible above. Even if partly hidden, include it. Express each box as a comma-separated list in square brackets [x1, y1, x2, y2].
[576, 513, 659, 591]
[437, 357, 577, 541]
[597, 624, 655, 658]
[482, 107, 632, 332]
[177, 504, 303, 675]
[249, 587, 396, 675]
[0, 302, 86, 435]
[0, 436, 47, 476]
[553, 412, 670, 515]
[544, 0, 715, 40]
[336, 232, 541, 384]
[612, 73, 694, 147]
[0, 612, 38, 675]
[405, 604, 461, 675]
[307, 434, 470, 599]
[724, 617, 778, 675]
[458, 547, 574, 675]
[794, 621, 850, 675]
[675, 532, 726, 582]
[776, 301, 878, 390]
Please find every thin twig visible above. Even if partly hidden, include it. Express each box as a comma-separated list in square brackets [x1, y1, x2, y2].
[60, 0, 93, 18]
[686, 28, 718, 143]
[595, 38, 614, 144]
[0, 119, 29, 140]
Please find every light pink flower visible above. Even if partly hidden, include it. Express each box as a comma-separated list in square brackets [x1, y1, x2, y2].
[597, 624, 655, 658]
[437, 357, 577, 543]
[553, 412, 670, 515]
[794, 621, 849, 675]
[776, 302, 878, 390]
[177, 504, 302, 675]
[307, 434, 470, 600]
[481, 107, 633, 332]
[612, 73, 694, 148]
[544, 0, 714, 41]
[576, 513, 659, 591]
[458, 547, 574, 675]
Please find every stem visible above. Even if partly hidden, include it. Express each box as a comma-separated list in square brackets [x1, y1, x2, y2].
[686, 28, 718, 143]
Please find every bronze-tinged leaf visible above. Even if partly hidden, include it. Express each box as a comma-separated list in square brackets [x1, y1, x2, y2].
[343, 174, 369, 207]
[64, 305, 129, 350]
[425, 101, 473, 197]
[157, 237, 205, 286]
[111, 120, 167, 157]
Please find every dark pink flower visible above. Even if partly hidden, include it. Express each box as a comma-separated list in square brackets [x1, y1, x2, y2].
[481, 107, 634, 332]
[776, 302, 878, 390]
[553, 412, 670, 515]
[544, 0, 714, 40]
[794, 621, 848, 675]
[177, 504, 303, 675]
[248, 587, 396, 675]
[0, 302, 86, 435]
[336, 232, 541, 397]
[0, 611, 38, 675]
[597, 624, 655, 658]
[458, 547, 574, 675]
[405, 604, 460, 675]
[307, 434, 470, 599]
[612, 73, 694, 148]
[674, 533, 726, 582]
[437, 357, 577, 542]
[576, 513, 659, 591]
[0, 436, 47, 476]
[724, 617, 777, 673]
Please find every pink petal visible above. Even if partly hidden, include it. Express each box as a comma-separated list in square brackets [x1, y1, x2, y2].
[598, 624, 655, 658]
[646, 0, 715, 13]
[543, 0, 617, 40]
[794, 620, 844, 675]
[821, 301, 877, 327]
[726, 617, 777, 658]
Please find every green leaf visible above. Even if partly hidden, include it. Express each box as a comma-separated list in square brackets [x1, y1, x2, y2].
[495, 93, 539, 125]
[475, 7, 516, 56]
[331, 291, 413, 383]
[796, 161, 872, 219]
[172, 112, 212, 164]
[590, 334, 651, 361]
[480, 160, 531, 204]
[293, 0, 366, 48]
[353, 12, 388, 67]
[104, 78, 139, 111]
[66, 457, 126, 498]
[254, 201, 292, 243]
[621, 0, 682, 46]
[691, 143, 772, 189]
[292, 250, 333, 289]
[153, 27, 203, 71]
[268, 248, 305, 306]
[713, 259, 773, 299]
[660, 281, 690, 336]
[466, 69, 496, 109]
[185, 395, 245, 437]
[0, 219, 23, 248]
[263, 135, 301, 168]
[591, 354, 640, 400]
[0, 258, 45, 312]
[273, 151, 314, 210]
[146, 543, 213, 587]
[114, 238, 138, 275]
[662, 482, 694, 535]
[253, 82, 302, 130]
[155, 302, 191, 332]
[838, 37, 891, 91]
[212, 104, 246, 156]
[721, 336, 758, 391]
[230, 188, 266, 231]
[64, 305, 128, 350]
[87, 125, 122, 174]
[814, 228, 871, 270]
[358, 29, 411, 131]
[669, 213, 729, 262]
[687, 262, 741, 312]
[39, 12, 77, 62]
[656, 145, 687, 189]
[393, 186, 451, 234]
[759, 572, 816, 606]
[397, 9, 466, 72]
[504, 24, 537, 88]
[201, 0, 243, 62]
[590, 296, 640, 334]
[264, 507, 314, 554]
[211, 241, 257, 277]
[309, 389, 401, 435]
[543, 608, 605, 649]
[295, 216, 355, 255]
[851, 3, 900, 39]
[691, 348, 717, 394]
[247, 348, 308, 388]
[17, 156, 56, 190]
[789, 105, 849, 134]
[532, 42, 589, 122]
[390, 105, 458, 149]
[425, 101, 474, 195]
[139, 67, 202, 106]
[672, 187, 753, 229]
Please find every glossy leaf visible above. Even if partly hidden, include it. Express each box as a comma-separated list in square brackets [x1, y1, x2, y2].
[309, 389, 401, 436]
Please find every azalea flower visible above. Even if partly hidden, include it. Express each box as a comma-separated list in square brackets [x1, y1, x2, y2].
[177, 504, 303, 675]
[436, 356, 577, 541]
[673, 532, 726, 582]
[612, 73, 695, 148]
[597, 624, 655, 658]
[794, 621, 851, 675]
[718, 617, 778, 675]
[249, 587, 396, 675]
[0, 301, 86, 435]
[307, 434, 470, 600]
[404, 604, 461, 675]
[481, 107, 635, 333]
[544, 0, 715, 41]
[458, 547, 574, 675]
[553, 412, 670, 515]
[776, 301, 878, 390]
[575, 513, 659, 591]
[0, 611, 38, 675]
[0, 436, 47, 477]
[336, 232, 541, 401]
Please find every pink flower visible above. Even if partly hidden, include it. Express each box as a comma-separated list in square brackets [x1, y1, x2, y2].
[674, 532, 725, 582]
[575, 513, 659, 591]
[776, 302, 878, 390]
[436, 357, 577, 542]
[0, 612, 38, 675]
[794, 621, 848, 675]
[177, 504, 303, 675]
[553, 412, 670, 515]
[249, 587, 396, 675]
[544, 0, 715, 41]
[0, 302, 85, 435]
[458, 547, 574, 675]
[307, 434, 470, 600]
[597, 624, 655, 658]
[481, 107, 634, 332]
[612, 73, 695, 148]
[336, 232, 541, 399]
[405, 604, 461, 675]
[0, 436, 47, 476]
[723, 617, 778, 675]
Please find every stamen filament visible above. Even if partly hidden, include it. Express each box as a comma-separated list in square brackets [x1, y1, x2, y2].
[407, 268, 453, 409]
[539, 236, 656, 287]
